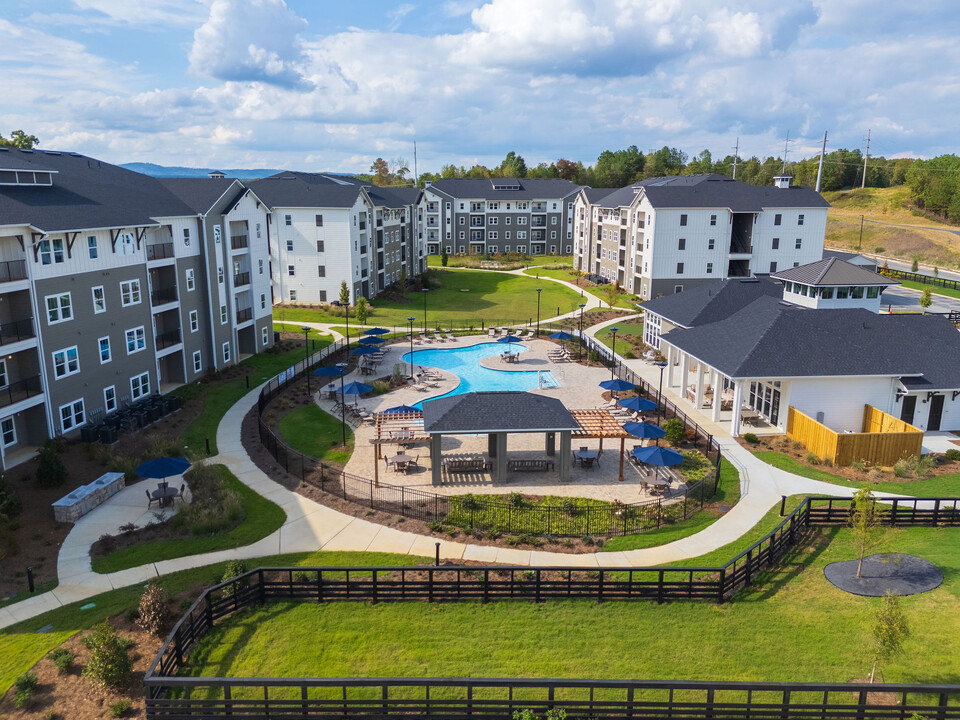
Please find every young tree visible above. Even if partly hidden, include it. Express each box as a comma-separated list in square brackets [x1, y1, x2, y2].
[600, 283, 621, 308]
[663, 418, 685, 446]
[397, 268, 408, 292]
[36, 442, 68, 487]
[919, 287, 933, 314]
[911, 256, 920, 272]
[440, 246, 449, 267]
[869, 592, 909, 683]
[369, 157, 390, 186]
[338, 280, 350, 308]
[355, 296, 369, 324]
[849, 487, 881, 579]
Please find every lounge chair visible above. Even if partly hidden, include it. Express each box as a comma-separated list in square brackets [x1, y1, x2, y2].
[419, 332, 430, 343]
[523, 329, 536, 339]
[488, 327, 497, 337]
[445, 331, 455, 341]
[433, 331, 444, 342]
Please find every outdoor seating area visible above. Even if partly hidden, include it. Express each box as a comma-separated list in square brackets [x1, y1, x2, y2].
[442, 457, 491, 473]
[507, 458, 555, 472]
[147, 481, 185, 508]
[52, 472, 126, 523]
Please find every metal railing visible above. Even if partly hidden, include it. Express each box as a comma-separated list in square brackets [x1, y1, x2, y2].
[229, 235, 248, 250]
[0, 375, 43, 409]
[0, 317, 35, 345]
[146, 242, 174, 261]
[150, 286, 177, 306]
[235, 307, 253, 324]
[0, 259, 27, 283]
[155, 329, 181, 350]
[880, 266, 960, 290]
[232, 271, 250, 287]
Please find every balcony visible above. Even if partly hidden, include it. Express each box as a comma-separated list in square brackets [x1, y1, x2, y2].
[155, 329, 182, 350]
[150, 287, 178, 306]
[531, 219, 546, 228]
[146, 242, 174, 261]
[426, 220, 438, 228]
[0, 318, 35, 346]
[230, 235, 248, 250]
[361, 268, 369, 278]
[377, 219, 383, 227]
[360, 245, 367, 255]
[359, 221, 367, 230]
[0, 260, 27, 283]
[233, 271, 250, 288]
[236, 307, 253, 324]
[0, 375, 43, 410]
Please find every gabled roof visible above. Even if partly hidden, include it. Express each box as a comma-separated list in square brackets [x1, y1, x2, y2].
[579, 187, 616, 204]
[771, 257, 897, 287]
[642, 277, 784, 328]
[247, 172, 364, 209]
[661, 296, 960, 386]
[422, 391, 579, 434]
[426, 177, 582, 201]
[365, 185, 420, 208]
[0, 148, 193, 232]
[156, 177, 240, 214]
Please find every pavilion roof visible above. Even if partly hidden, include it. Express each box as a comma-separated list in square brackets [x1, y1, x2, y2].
[373, 411, 426, 445]
[570, 409, 630, 438]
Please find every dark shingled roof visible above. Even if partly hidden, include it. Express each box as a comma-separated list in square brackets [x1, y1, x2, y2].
[662, 296, 960, 387]
[641, 277, 784, 328]
[823, 249, 874, 264]
[427, 177, 582, 201]
[595, 174, 829, 211]
[771, 257, 896, 287]
[157, 177, 240, 214]
[422, 391, 579, 433]
[0, 148, 193, 232]
[365, 185, 421, 208]
[248, 171, 364, 209]
[581, 187, 616, 203]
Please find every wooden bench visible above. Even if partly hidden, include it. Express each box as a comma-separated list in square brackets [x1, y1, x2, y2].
[507, 459, 555, 472]
[442, 458, 490, 473]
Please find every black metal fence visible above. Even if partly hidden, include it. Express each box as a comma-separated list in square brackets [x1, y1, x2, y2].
[880, 266, 960, 291]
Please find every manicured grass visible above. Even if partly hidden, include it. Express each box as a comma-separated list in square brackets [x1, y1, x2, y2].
[181, 524, 960, 687]
[277, 404, 354, 464]
[897, 277, 960, 299]
[176, 339, 331, 455]
[593, 322, 645, 353]
[0, 551, 428, 696]
[521, 267, 638, 308]
[427, 255, 572, 269]
[753, 450, 960, 496]
[90, 466, 287, 574]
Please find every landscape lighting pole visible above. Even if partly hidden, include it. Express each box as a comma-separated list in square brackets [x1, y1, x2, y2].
[336, 362, 349, 446]
[302, 326, 311, 396]
[344, 302, 350, 349]
[422, 288, 429, 332]
[407, 316, 416, 379]
[535, 287, 542, 337]
[656, 361, 668, 424]
[578, 303, 586, 362]
[609, 327, 619, 381]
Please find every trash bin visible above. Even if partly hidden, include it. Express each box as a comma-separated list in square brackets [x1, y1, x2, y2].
[274, 331, 281, 343]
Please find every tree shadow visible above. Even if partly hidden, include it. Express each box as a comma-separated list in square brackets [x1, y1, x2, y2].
[733, 526, 840, 603]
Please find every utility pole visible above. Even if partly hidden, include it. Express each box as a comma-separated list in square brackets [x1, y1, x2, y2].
[781, 131, 790, 174]
[413, 140, 418, 188]
[861, 129, 871, 189]
[815, 131, 828, 193]
[731, 137, 739, 179]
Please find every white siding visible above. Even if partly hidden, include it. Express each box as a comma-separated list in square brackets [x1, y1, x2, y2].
[786, 376, 899, 432]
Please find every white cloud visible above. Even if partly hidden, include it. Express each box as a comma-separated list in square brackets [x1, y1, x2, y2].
[69, 0, 206, 26]
[387, 3, 416, 32]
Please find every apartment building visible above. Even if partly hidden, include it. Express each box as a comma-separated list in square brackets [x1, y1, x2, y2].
[573, 174, 830, 299]
[418, 178, 582, 257]
[0, 149, 272, 466]
[250, 173, 422, 305]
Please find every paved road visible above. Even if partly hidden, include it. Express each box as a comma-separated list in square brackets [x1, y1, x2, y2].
[880, 285, 960, 314]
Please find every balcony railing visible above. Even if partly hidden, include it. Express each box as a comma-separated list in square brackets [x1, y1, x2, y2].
[361, 268, 369, 278]
[150, 287, 178, 306]
[146, 242, 174, 261]
[360, 246, 367, 254]
[233, 272, 250, 287]
[0, 375, 43, 409]
[0, 260, 27, 284]
[359, 222, 367, 230]
[230, 235, 248, 250]
[376, 219, 383, 227]
[236, 308, 253, 324]
[531, 220, 546, 227]
[0, 317, 35, 346]
[155, 329, 181, 350]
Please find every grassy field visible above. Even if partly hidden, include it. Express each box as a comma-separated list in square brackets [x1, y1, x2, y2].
[181, 523, 960, 687]
[521, 266, 638, 308]
[176, 337, 332, 455]
[427, 255, 572, 269]
[274, 270, 584, 328]
[277, 403, 354, 464]
[897, 277, 960, 299]
[90, 466, 287, 574]
[0, 551, 430, 696]
[593, 322, 645, 354]
[752, 451, 960, 496]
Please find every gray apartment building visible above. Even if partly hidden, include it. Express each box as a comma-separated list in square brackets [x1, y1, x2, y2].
[418, 178, 582, 257]
[0, 149, 273, 468]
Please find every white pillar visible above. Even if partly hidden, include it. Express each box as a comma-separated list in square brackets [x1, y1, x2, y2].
[666, 345, 676, 388]
[694, 362, 705, 409]
[679, 352, 690, 400]
[731, 380, 744, 436]
[711, 369, 722, 423]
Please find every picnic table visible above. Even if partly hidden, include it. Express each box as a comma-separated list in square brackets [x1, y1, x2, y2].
[386, 453, 413, 472]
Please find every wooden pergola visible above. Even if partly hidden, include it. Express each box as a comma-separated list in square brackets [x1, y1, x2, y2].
[371, 411, 426, 485]
[569, 409, 631, 482]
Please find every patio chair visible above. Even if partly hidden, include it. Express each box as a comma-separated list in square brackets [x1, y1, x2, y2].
[524, 329, 536, 339]
[445, 331, 455, 341]
[177, 483, 186, 503]
[434, 331, 444, 342]
[488, 327, 497, 337]
[146, 490, 158, 509]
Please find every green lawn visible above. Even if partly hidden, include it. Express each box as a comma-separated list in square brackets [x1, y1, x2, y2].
[594, 322, 645, 352]
[176, 338, 332, 455]
[0, 551, 428, 696]
[753, 450, 960, 496]
[90, 466, 287, 574]
[427, 255, 572, 269]
[277, 404, 354, 464]
[181, 524, 960, 687]
[896, 277, 960, 300]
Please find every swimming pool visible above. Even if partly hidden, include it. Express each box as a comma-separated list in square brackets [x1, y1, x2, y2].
[401, 342, 560, 408]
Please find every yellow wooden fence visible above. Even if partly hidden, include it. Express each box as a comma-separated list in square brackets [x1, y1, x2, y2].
[786, 405, 922, 467]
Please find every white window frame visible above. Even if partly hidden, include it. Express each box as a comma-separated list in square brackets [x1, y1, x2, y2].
[92, 286, 106, 314]
[104, 385, 117, 413]
[120, 279, 141, 307]
[59, 398, 85, 432]
[289, 289, 297, 301]
[52, 346, 80, 379]
[190, 310, 199, 333]
[87, 235, 98, 259]
[193, 350, 202, 373]
[0, 359, 6, 388]
[0, 417, 15, 447]
[220, 305, 227, 324]
[125, 326, 146, 355]
[45, 293, 72, 324]
[262, 327, 269, 346]
[98, 336, 111, 364]
[222, 342, 231, 363]
[186, 268, 195, 291]
[130, 372, 150, 400]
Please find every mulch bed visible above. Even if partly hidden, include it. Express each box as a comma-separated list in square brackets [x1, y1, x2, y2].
[824, 552, 944, 597]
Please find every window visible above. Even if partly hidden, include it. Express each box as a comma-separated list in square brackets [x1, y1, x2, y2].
[676, 262, 684, 274]
[59, 399, 85, 432]
[288, 265, 295, 277]
[550, 231, 557, 239]
[315, 240, 327, 254]
[118, 232, 135, 255]
[222, 342, 231, 363]
[458, 231, 465, 240]
[821, 287, 834, 299]
[707, 238, 715, 251]
[262, 327, 269, 346]
[867, 286, 880, 299]
[104, 386, 117, 413]
[798, 214, 805, 226]
[0, 360, 6, 387]
[258, 259, 264, 276]
[285, 215, 292, 226]
[489, 231, 498, 240]
[318, 265, 325, 277]
[220, 305, 227, 324]
[186, 268, 195, 291]
[517, 217, 527, 225]
[795, 238, 802, 250]
[120, 280, 140, 306]
[289, 289, 297, 301]
[286, 239, 294, 252]
[710, 215, 717, 226]
[678, 238, 686, 251]
[218, 266, 224, 284]
[505, 217, 511, 225]
[851, 286, 865, 299]
[260, 293, 266, 309]
[706, 262, 713, 274]
[458, 217, 464, 225]
[125, 327, 146, 354]
[772, 238, 780, 250]
[52, 238, 65, 263]
[770, 261, 778, 273]
[505, 231, 511, 240]
[193, 351, 202, 373]
[38, 239, 51, 264]
[131, 372, 150, 400]
[92, 286, 106, 314]
[99, 336, 111, 363]
[679, 214, 687, 226]
[189, 310, 199, 333]
[87, 235, 98, 259]
[183, 228, 191, 245]
[836, 286, 849, 299]
[551, 216, 557, 225]
[46, 293, 72, 324]
[315, 214, 323, 227]
[53, 347, 79, 379]
[674, 285, 684, 294]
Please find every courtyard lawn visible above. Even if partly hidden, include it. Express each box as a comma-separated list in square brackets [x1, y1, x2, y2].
[753, 451, 960, 496]
[896, 277, 960, 300]
[90, 466, 287, 574]
[277, 403, 354, 464]
[594, 322, 645, 353]
[181, 524, 960, 687]
[427, 255, 572, 269]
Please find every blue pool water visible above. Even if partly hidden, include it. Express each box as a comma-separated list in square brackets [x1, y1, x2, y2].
[401, 342, 560, 408]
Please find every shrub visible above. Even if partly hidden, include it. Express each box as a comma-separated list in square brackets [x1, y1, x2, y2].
[945, 449, 960, 461]
[0, 474, 21, 517]
[44, 711, 60, 720]
[663, 418, 684, 446]
[36, 442, 68, 487]
[588, 349, 599, 363]
[909, 454, 935, 478]
[110, 699, 132, 718]
[805, 452, 821, 465]
[82, 621, 133, 689]
[851, 459, 868, 473]
[743, 433, 759, 444]
[179, 464, 244, 536]
[220, 559, 249, 597]
[13, 672, 38, 709]
[581, 534, 596, 546]
[893, 460, 909, 478]
[624, 350, 636, 359]
[51, 647, 75, 674]
[509, 492, 527, 508]
[136, 583, 170, 636]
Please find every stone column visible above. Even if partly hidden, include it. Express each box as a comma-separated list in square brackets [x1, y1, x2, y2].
[430, 434, 443, 486]
[711, 369, 723, 423]
[731, 380, 744, 437]
[666, 345, 676, 388]
[559, 430, 572, 481]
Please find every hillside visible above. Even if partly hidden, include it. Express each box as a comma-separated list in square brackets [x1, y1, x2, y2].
[824, 186, 960, 268]
[120, 162, 286, 180]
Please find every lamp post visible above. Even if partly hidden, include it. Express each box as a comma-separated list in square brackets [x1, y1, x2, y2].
[407, 316, 416, 379]
[302, 326, 311, 396]
[577, 303, 586, 362]
[421, 288, 429, 332]
[609, 326, 619, 380]
[336, 362, 348, 446]
[535, 287, 542, 337]
[656, 360, 668, 424]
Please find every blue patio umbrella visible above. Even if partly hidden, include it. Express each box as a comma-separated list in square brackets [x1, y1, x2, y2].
[314, 365, 345, 377]
[549, 331, 578, 341]
[599, 378, 636, 392]
[363, 327, 390, 335]
[618, 396, 658, 413]
[358, 336, 385, 345]
[497, 335, 524, 343]
[351, 345, 380, 356]
[622, 421, 666, 439]
[632, 445, 684, 466]
[136, 456, 191, 482]
[383, 404, 420, 414]
[341, 381, 374, 396]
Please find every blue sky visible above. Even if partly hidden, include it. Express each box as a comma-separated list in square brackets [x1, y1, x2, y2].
[2, 0, 958, 175]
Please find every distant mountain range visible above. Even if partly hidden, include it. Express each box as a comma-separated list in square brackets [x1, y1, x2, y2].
[120, 162, 357, 181]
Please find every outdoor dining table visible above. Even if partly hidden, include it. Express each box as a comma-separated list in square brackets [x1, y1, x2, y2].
[574, 449, 600, 469]
[386, 453, 413, 471]
[741, 408, 762, 426]
[151, 485, 180, 507]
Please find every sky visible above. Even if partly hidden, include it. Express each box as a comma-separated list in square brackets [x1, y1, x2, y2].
[2, 0, 958, 175]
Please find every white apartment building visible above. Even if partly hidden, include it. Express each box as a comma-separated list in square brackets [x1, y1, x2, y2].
[573, 174, 830, 299]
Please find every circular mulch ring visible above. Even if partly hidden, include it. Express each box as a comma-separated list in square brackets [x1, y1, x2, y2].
[824, 553, 943, 597]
